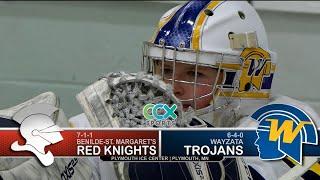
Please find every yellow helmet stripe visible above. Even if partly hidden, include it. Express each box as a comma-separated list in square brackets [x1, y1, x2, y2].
[218, 91, 270, 99]
[216, 62, 276, 71]
[192, 1, 221, 50]
[217, 63, 241, 70]
[158, 13, 175, 30]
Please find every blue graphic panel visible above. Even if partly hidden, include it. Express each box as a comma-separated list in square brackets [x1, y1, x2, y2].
[160, 129, 320, 158]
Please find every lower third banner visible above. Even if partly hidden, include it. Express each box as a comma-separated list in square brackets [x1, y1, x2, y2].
[0, 128, 319, 162]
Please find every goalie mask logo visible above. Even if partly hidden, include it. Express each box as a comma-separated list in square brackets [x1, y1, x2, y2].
[251, 104, 318, 164]
[239, 48, 275, 92]
[11, 103, 63, 166]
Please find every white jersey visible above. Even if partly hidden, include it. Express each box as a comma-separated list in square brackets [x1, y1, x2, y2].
[69, 95, 320, 180]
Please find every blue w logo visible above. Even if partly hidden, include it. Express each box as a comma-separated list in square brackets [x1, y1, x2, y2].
[251, 104, 318, 164]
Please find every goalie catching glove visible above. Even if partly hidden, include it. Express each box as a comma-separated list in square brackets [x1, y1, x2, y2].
[76, 72, 254, 180]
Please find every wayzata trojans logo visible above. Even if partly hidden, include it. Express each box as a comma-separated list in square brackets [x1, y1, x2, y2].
[11, 103, 63, 166]
[251, 104, 318, 164]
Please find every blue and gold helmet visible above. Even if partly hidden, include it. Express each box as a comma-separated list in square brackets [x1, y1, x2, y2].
[142, 1, 277, 126]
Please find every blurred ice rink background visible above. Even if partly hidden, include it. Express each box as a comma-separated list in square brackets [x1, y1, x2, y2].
[0, 1, 319, 117]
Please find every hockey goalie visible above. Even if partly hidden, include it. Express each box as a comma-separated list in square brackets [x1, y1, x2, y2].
[0, 1, 319, 180]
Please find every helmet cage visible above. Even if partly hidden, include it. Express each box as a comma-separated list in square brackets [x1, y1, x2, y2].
[142, 41, 242, 112]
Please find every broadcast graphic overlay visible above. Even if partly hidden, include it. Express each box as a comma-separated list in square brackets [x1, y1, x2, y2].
[0, 103, 319, 166]
[143, 103, 177, 127]
[251, 104, 318, 164]
[9, 103, 63, 166]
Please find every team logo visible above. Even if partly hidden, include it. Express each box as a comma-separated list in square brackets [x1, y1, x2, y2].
[11, 103, 63, 166]
[239, 48, 275, 92]
[219, 48, 276, 99]
[251, 104, 318, 164]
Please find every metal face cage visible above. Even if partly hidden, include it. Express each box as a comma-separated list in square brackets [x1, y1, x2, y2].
[142, 41, 241, 112]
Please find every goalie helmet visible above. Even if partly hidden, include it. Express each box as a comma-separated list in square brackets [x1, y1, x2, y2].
[142, 0, 277, 127]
